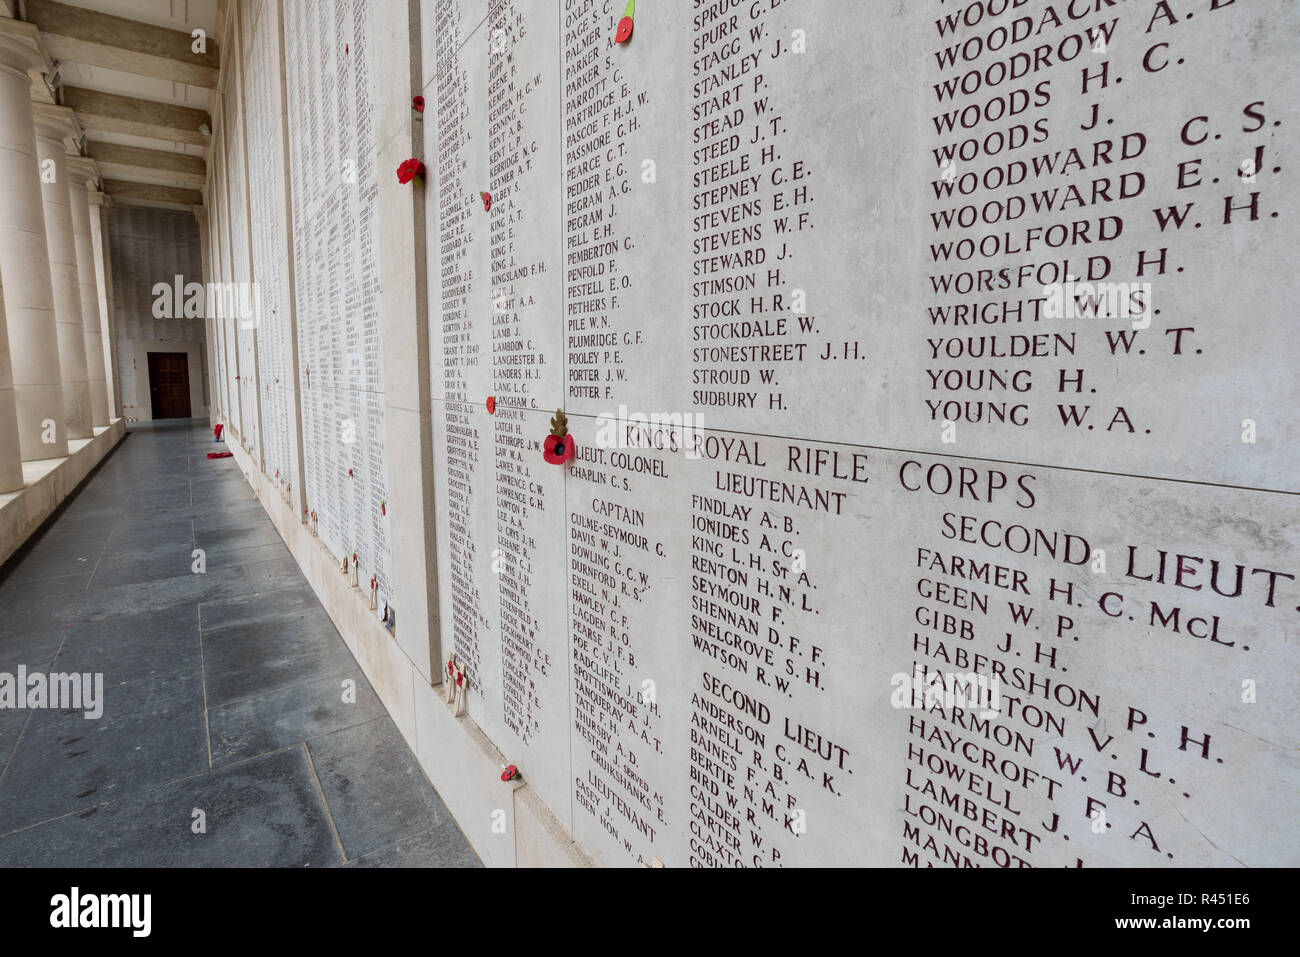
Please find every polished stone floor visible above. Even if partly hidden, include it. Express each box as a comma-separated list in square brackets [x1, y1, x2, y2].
[0, 419, 479, 867]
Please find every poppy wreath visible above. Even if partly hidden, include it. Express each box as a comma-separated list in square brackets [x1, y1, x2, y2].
[397, 158, 426, 186]
[543, 409, 576, 465]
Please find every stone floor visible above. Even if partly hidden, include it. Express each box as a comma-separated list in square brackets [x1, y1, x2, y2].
[0, 419, 479, 867]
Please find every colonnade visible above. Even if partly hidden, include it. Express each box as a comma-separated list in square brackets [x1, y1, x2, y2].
[0, 29, 121, 492]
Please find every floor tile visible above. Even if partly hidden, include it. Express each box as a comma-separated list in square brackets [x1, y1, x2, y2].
[307, 718, 450, 861]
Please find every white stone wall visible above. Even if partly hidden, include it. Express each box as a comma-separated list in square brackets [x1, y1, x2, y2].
[205, 0, 1300, 867]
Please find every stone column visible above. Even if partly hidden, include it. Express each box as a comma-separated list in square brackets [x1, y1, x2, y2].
[66, 155, 109, 428]
[0, 275, 25, 492]
[0, 35, 67, 460]
[87, 188, 120, 419]
[194, 203, 218, 424]
[32, 104, 92, 440]
[89, 192, 122, 416]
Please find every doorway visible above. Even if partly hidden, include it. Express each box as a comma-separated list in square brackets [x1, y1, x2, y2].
[147, 352, 192, 419]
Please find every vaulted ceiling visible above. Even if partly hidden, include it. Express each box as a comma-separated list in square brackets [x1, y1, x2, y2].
[6, 0, 224, 211]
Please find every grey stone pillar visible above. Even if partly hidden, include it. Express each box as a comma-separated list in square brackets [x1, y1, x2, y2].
[66, 155, 109, 428]
[87, 188, 120, 419]
[0, 34, 67, 460]
[32, 104, 92, 440]
[0, 274, 24, 492]
[89, 191, 122, 419]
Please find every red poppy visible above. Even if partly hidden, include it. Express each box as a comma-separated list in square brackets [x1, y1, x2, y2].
[486, 396, 496, 415]
[543, 409, 576, 464]
[480, 191, 491, 212]
[456, 672, 464, 687]
[501, 765, 519, 782]
[396, 158, 426, 185]
[412, 95, 425, 112]
[447, 659, 455, 678]
[544, 434, 575, 464]
[616, 0, 634, 43]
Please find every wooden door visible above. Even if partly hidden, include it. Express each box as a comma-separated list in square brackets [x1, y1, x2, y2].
[147, 352, 192, 419]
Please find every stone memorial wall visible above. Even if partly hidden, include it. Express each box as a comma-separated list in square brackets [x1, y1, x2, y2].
[213, 132, 244, 439]
[244, 0, 298, 504]
[225, 46, 260, 460]
[424, 0, 1300, 867]
[284, 0, 395, 610]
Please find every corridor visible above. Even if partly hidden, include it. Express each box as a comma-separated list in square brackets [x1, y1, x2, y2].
[0, 420, 478, 868]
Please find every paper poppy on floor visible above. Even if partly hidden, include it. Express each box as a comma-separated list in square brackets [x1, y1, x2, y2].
[543, 409, 576, 465]
[412, 95, 425, 112]
[616, 0, 634, 43]
[397, 158, 426, 186]
[501, 765, 519, 782]
[480, 191, 491, 212]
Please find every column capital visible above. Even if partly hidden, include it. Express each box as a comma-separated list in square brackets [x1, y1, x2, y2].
[88, 188, 112, 209]
[31, 101, 82, 146]
[0, 22, 49, 80]
[65, 154, 100, 189]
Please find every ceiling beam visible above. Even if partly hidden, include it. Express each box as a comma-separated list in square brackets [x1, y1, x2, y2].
[102, 178, 203, 212]
[62, 86, 209, 146]
[25, 0, 219, 88]
[85, 141, 205, 186]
